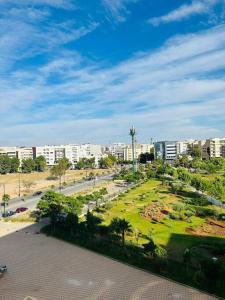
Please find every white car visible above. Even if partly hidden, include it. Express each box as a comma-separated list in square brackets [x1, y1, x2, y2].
[0, 265, 7, 273]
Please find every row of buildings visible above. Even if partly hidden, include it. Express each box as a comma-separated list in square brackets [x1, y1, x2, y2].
[155, 138, 225, 161]
[0, 138, 224, 168]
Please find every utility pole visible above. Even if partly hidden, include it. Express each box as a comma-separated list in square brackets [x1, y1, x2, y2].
[129, 125, 137, 175]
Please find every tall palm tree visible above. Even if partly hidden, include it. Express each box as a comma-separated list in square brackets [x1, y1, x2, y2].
[110, 218, 132, 246]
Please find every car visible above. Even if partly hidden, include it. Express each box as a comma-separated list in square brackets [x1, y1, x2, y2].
[0, 265, 7, 273]
[2, 210, 15, 217]
[33, 191, 42, 196]
[16, 207, 28, 213]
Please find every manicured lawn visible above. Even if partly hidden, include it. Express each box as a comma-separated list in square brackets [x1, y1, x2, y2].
[96, 179, 225, 260]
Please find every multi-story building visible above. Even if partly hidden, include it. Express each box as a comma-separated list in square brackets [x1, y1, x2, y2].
[0, 147, 18, 158]
[17, 147, 34, 161]
[154, 141, 177, 161]
[106, 143, 127, 161]
[123, 144, 153, 161]
[33, 143, 103, 168]
[202, 138, 225, 159]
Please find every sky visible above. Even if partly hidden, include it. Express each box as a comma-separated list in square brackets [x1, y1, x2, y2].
[0, 0, 225, 146]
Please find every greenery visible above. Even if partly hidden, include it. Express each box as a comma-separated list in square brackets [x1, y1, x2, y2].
[99, 155, 117, 168]
[39, 179, 225, 297]
[50, 157, 71, 187]
[76, 157, 95, 169]
[0, 155, 20, 174]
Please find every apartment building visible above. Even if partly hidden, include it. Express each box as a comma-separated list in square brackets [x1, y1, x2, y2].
[123, 144, 153, 161]
[106, 143, 127, 161]
[201, 138, 225, 160]
[0, 147, 33, 164]
[33, 143, 103, 168]
[17, 147, 34, 161]
[154, 141, 177, 161]
[0, 147, 17, 158]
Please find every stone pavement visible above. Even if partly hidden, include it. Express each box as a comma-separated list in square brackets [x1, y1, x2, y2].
[0, 222, 217, 300]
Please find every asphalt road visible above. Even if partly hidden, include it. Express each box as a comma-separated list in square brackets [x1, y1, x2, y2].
[5, 173, 113, 212]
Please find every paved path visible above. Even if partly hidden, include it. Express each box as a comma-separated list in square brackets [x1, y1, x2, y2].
[0, 222, 216, 300]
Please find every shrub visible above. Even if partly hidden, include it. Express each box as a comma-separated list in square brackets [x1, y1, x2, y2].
[195, 207, 218, 218]
[169, 212, 179, 220]
[185, 209, 195, 218]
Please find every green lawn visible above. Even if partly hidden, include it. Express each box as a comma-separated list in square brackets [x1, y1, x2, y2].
[96, 179, 225, 260]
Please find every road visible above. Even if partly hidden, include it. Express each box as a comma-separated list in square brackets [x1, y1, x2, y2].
[4, 173, 113, 212]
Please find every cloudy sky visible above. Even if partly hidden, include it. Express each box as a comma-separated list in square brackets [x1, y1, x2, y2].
[0, 0, 225, 145]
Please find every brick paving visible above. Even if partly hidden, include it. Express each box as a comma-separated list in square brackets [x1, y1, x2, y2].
[0, 223, 217, 300]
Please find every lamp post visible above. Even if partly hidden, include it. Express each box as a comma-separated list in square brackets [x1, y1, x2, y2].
[18, 168, 21, 198]
[129, 125, 137, 176]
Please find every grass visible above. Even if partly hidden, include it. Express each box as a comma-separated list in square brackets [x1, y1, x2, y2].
[96, 179, 225, 260]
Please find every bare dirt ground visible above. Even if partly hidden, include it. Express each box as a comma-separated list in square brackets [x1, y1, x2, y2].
[0, 169, 109, 199]
[186, 219, 225, 236]
[0, 221, 215, 300]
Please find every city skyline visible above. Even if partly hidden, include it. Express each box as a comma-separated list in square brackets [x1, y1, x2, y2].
[0, 0, 225, 145]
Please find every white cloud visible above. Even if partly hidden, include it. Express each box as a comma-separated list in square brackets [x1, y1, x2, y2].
[148, 0, 220, 26]
[102, 0, 139, 22]
[1, 24, 225, 144]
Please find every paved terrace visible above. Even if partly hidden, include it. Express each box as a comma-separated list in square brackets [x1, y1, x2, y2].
[0, 222, 216, 300]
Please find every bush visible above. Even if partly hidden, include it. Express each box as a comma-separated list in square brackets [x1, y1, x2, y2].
[185, 209, 195, 218]
[195, 207, 218, 218]
[169, 212, 179, 220]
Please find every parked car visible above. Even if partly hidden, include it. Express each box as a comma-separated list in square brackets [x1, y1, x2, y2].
[33, 191, 42, 196]
[2, 211, 15, 217]
[16, 207, 28, 213]
[0, 265, 7, 273]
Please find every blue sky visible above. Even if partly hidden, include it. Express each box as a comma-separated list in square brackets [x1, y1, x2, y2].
[0, 0, 225, 145]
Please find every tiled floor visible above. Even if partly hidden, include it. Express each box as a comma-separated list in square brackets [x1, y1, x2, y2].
[0, 223, 216, 300]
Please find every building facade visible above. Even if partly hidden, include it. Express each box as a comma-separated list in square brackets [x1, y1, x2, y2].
[154, 141, 177, 161]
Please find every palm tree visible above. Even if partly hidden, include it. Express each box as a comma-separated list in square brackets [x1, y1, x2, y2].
[2, 194, 10, 216]
[110, 218, 132, 246]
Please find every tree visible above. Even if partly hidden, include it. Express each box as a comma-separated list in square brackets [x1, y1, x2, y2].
[51, 158, 70, 188]
[76, 158, 95, 169]
[0, 155, 11, 174]
[110, 217, 132, 246]
[2, 193, 10, 215]
[191, 146, 202, 158]
[174, 155, 189, 168]
[99, 155, 117, 169]
[35, 156, 46, 172]
[65, 212, 79, 236]
[23, 180, 36, 193]
[37, 191, 64, 232]
[85, 211, 102, 234]
[139, 152, 154, 164]
[21, 158, 35, 173]
[10, 157, 20, 173]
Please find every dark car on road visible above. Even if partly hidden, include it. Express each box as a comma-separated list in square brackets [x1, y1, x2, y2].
[33, 191, 42, 196]
[0, 265, 7, 273]
[2, 210, 15, 217]
[16, 207, 28, 213]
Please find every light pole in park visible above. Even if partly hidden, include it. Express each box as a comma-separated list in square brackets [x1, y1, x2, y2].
[129, 125, 137, 176]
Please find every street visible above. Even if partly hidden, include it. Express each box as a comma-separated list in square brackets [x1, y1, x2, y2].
[4, 174, 113, 212]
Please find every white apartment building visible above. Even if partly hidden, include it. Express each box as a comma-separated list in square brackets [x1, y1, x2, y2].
[17, 147, 34, 161]
[107, 143, 127, 161]
[33, 143, 103, 168]
[0, 147, 17, 158]
[0, 147, 33, 165]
